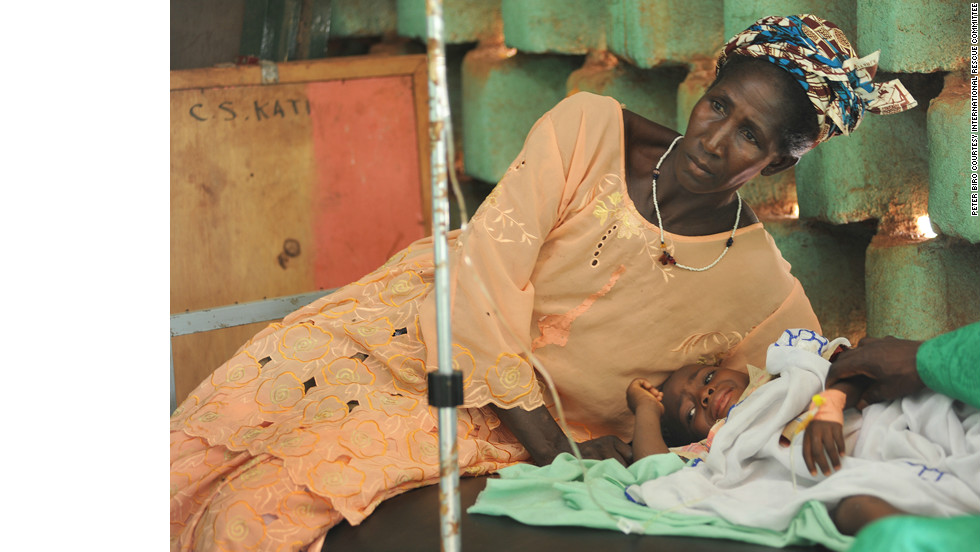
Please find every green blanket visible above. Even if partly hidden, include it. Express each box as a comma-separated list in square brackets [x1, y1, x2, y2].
[468, 453, 853, 551]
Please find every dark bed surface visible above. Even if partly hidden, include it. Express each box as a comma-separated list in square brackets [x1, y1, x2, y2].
[321, 475, 825, 551]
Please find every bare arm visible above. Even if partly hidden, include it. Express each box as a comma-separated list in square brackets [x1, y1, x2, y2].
[489, 404, 633, 466]
[803, 378, 869, 475]
[632, 404, 670, 460]
[627, 378, 670, 461]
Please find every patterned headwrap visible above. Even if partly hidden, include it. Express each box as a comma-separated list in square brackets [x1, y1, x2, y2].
[717, 14, 917, 143]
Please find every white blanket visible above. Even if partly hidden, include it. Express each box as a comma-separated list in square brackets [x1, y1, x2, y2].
[625, 336, 980, 531]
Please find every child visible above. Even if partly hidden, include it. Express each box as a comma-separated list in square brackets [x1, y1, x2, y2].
[625, 329, 941, 535]
[627, 333, 859, 476]
[627, 370, 867, 476]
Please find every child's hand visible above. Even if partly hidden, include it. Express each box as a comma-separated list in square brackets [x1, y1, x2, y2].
[803, 419, 845, 476]
[627, 378, 664, 417]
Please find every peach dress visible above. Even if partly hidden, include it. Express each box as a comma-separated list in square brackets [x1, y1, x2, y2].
[170, 92, 820, 551]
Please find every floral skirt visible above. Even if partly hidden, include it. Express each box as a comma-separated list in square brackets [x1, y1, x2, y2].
[170, 241, 530, 551]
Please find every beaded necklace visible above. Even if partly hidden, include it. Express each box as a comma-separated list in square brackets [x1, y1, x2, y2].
[652, 135, 742, 272]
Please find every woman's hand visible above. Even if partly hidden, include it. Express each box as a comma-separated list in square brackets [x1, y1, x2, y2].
[627, 378, 665, 417]
[803, 419, 846, 476]
[575, 435, 634, 465]
[489, 404, 632, 466]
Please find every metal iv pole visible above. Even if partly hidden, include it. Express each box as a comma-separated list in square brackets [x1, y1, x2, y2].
[424, 1, 463, 551]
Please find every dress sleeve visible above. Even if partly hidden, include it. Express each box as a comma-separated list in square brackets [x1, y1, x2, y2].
[916, 321, 980, 409]
[421, 93, 614, 411]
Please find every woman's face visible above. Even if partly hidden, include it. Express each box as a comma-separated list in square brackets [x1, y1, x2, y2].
[661, 364, 749, 444]
[674, 65, 796, 195]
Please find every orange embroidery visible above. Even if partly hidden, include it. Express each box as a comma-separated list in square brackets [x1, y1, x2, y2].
[406, 429, 440, 464]
[532, 264, 627, 350]
[228, 424, 274, 450]
[229, 462, 284, 491]
[485, 353, 535, 404]
[322, 357, 376, 386]
[343, 317, 394, 349]
[308, 460, 367, 498]
[212, 500, 267, 550]
[301, 396, 348, 424]
[211, 352, 261, 389]
[278, 324, 334, 362]
[279, 492, 332, 529]
[255, 372, 305, 413]
[388, 354, 428, 395]
[379, 271, 429, 307]
[267, 427, 321, 458]
[339, 419, 387, 458]
[316, 297, 358, 318]
[672, 331, 744, 356]
[382, 465, 426, 488]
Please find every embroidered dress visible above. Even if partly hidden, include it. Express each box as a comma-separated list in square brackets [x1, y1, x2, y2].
[170, 92, 820, 551]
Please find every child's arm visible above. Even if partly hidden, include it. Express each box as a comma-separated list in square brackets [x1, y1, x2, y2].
[803, 378, 868, 475]
[627, 378, 670, 461]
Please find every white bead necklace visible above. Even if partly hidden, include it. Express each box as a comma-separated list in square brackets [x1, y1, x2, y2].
[651, 135, 742, 272]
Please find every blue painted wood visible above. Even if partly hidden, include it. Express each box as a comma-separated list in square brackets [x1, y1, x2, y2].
[170, 290, 334, 337]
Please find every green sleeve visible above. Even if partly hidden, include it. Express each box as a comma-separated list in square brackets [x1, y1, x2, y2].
[916, 322, 980, 409]
[849, 515, 980, 552]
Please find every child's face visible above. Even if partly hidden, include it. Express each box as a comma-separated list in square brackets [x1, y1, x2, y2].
[661, 364, 749, 445]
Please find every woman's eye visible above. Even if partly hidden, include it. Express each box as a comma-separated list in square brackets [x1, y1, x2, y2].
[711, 100, 724, 113]
[704, 371, 715, 385]
[741, 129, 758, 144]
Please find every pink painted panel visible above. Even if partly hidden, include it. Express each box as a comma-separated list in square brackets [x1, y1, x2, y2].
[307, 76, 425, 289]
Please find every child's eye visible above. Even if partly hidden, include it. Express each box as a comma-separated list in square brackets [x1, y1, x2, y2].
[704, 371, 715, 385]
[686, 407, 696, 422]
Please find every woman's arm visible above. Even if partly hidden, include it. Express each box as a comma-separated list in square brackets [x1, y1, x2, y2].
[489, 404, 633, 466]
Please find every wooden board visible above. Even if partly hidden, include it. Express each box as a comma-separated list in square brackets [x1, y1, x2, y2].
[171, 55, 430, 405]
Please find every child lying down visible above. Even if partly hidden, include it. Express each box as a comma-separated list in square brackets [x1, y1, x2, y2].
[624, 328, 979, 534]
[469, 329, 980, 549]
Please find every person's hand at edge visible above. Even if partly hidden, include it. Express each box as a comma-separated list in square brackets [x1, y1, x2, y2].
[826, 336, 925, 410]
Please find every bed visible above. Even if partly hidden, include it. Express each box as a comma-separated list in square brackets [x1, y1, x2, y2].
[320, 474, 822, 551]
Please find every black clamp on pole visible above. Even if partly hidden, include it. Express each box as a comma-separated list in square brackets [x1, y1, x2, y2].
[428, 371, 464, 407]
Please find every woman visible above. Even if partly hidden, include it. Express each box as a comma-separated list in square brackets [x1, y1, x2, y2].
[171, 14, 915, 552]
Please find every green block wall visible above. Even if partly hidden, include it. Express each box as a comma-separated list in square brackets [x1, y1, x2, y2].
[723, 0, 856, 45]
[928, 73, 980, 243]
[397, 0, 501, 43]
[330, 0, 398, 37]
[795, 109, 929, 225]
[461, 46, 582, 183]
[501, 0, 605, 55]
[271, 0, 980, 342]
[607, 0, 725, 68]
[567, 51, 685, 131]
[858, 0, 969, 73]
[866, 236, 980, 340]
[766, 219, 872, 342]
